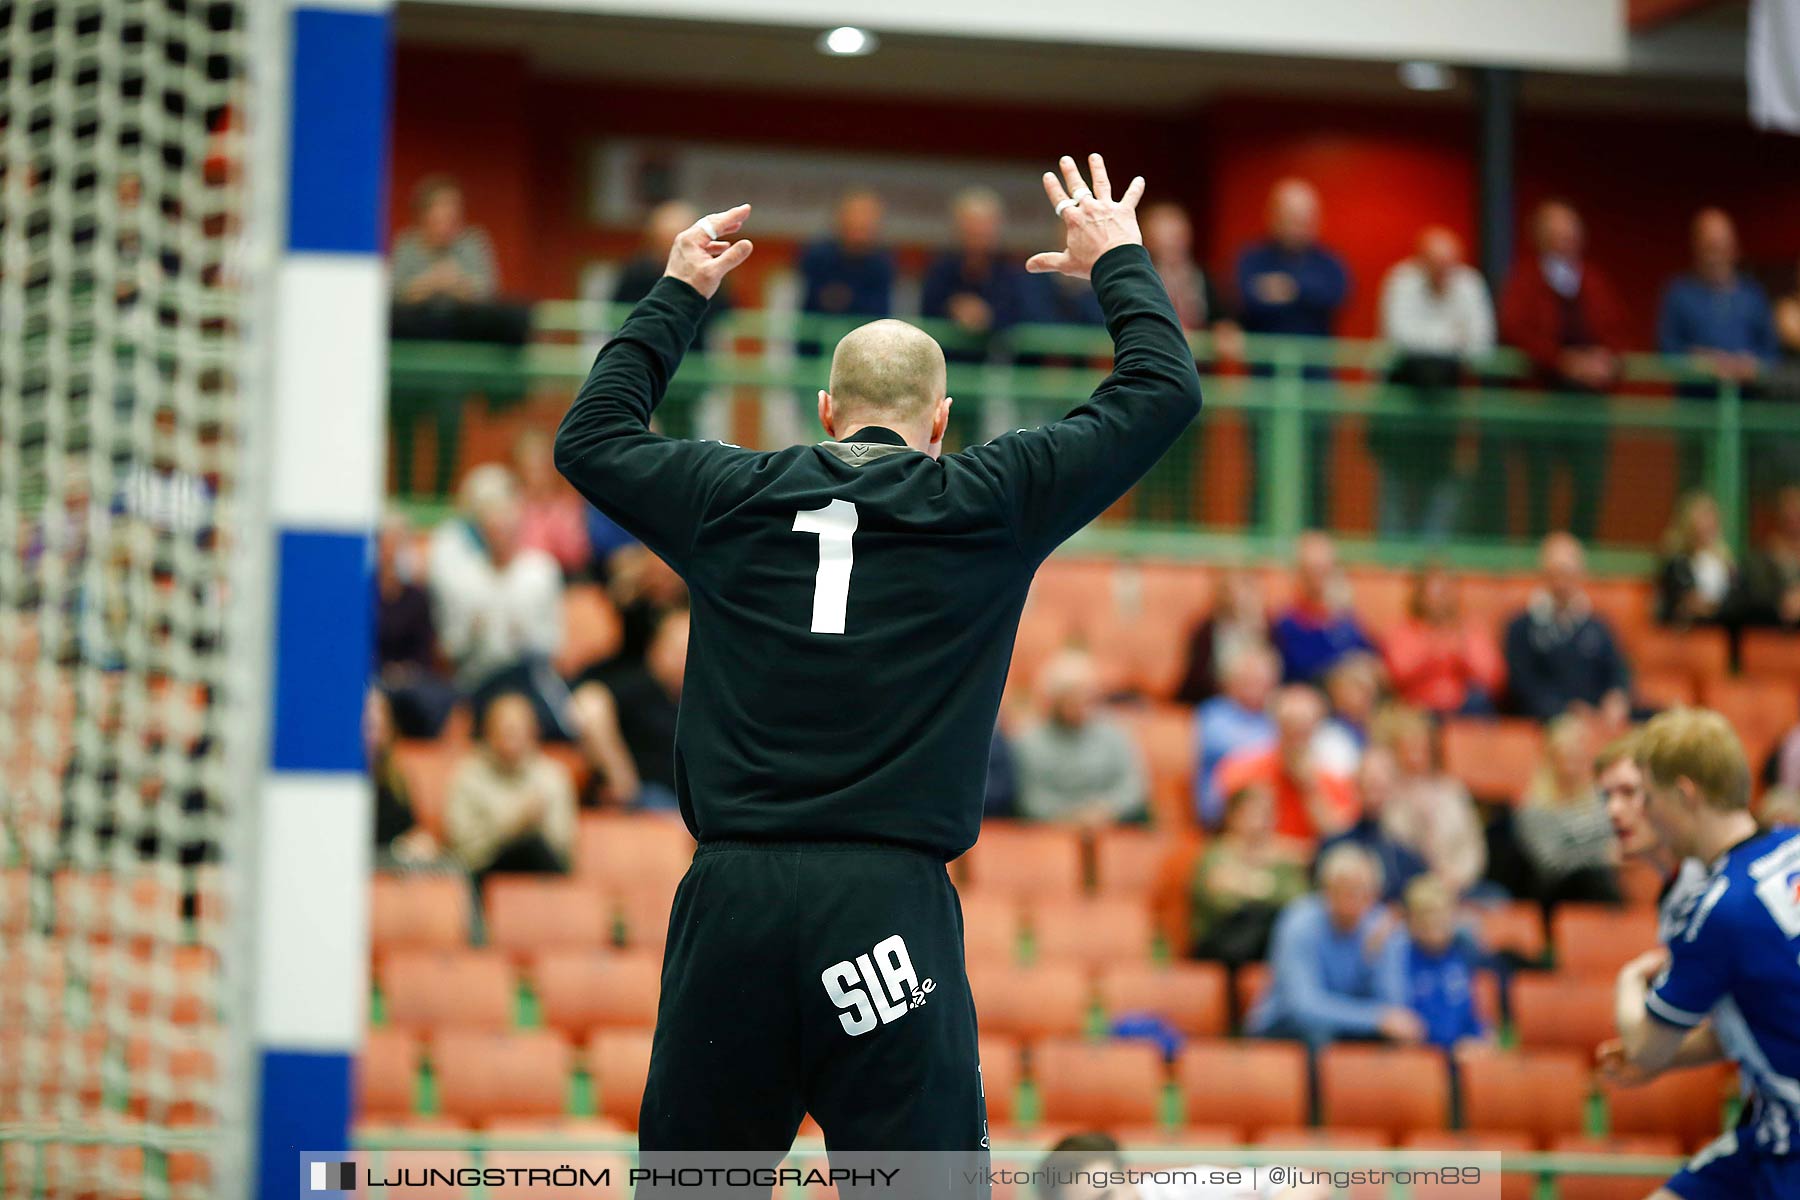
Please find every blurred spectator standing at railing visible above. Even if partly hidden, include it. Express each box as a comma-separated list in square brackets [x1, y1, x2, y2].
[374, 510, 457, 738]
[611, 201, 733, 440]
[1188, 782, 1309, 964]
[1175, 567, 1269, 704]
[513, 428, 592, 578]
[1013, 649, 1147, 826]
[1655, 491, 1741, 627]
[427, 465, 568, 738]
[446, 692, 576, 885]
[1249, 843, 1421, 1049]
[1215, 684, 1358, 844]
[1194, 640, 1280, 828]
[1743, 483, 1800, 627]
[1316, 745, 1427, 903]
[1513, 713, 1621, 908]
[1502, 532, 1631, 729]
[1143, 201, 1242, 350]
[1382, 564, 1504, 718]
[1495, 200, 1628, 541]
[389, 175, 528, 497]
[1375, 705, 1487, 898]
[1271, 530, 1375, 685]
[799, 189, 895, 322]
[921, 187, 1030, 448]
[1374, 226, 1495, 541]
[1236, 178, 1350, 527]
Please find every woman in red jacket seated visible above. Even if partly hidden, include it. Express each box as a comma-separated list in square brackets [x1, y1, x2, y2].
[1382, 564, 1504, 717]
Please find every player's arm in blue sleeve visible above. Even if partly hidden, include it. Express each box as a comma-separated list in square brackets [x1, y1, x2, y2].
[1621, 882, 1733, 1073]
[963, 242, 1201, 561]
[553, 276, 746, 569]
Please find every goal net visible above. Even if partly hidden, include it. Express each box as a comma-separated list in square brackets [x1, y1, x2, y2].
[1, 0, 256, 1194]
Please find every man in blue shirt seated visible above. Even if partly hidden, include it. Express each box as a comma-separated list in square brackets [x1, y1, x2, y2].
[799, 189, 895, 323]
[1614, 708, 1800, 1200]
[1234, 177, 1350, 527]
[1248, 843, 1424, 1049]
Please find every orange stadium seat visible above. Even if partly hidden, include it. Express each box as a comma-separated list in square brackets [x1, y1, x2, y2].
[1631, 626, 1730, 687]
[1113, 705, 1197, 826]
[1634, 668, 1698, 711]
[1402, 1132, 1535, 1200]
[1553, 905, 1660, 977]
[960, 823, 1084, 898]
[392, 740, 457, 838]
[1442, 719, 1543, 803]
[1317, 1044, 1450, 1139]
[1106, 1124, 1239, 1150]
[978, 1036, 1023, 1124]
[958, 890, 1024, 963]
[369, 873, 472, 962]
[533, 951, 662, 1037]
[1701, 675, 1799, 771]
[1461, 1051, 1590, 1146]
[435, 1031, 571, 1126]
[1476, 901, 1549, 964]
[1032, 1038, 1166, 1126]
[589, 1030, 654, 1130]
[1093, 827, 1171, 896]
[1740, 629, 1800, 683]
[1618, 861, 1666, 908]
[1551, 1135, 1684, 1200]
[1234, 961, 1271, 1020]
[1511, 975, 1615, 1057]
[1096, 963, 1229, 1038]
[554, 584, 623, 678]
[615, 886, 675, 951]
[574, 814, 695, 892]
[1345, 567, 1415, 638]
[966, 963, 1091, 1040]
[1603, 1064, 1735, 1151]
[1030, 896, 1155, 968]
[1176, 1040, 1308, 1139]
[378, 950, 515, 1035]
[357, 1029, 420, 1122]
[484, 877, 611, 964]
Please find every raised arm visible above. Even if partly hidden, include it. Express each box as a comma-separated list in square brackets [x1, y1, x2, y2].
[962, 155, 1202, 561]
[553, 204, 758, 569]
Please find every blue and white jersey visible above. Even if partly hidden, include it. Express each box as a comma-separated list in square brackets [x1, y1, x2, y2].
[1657, 857, 1712, 943]
[1650, 828, 1800, 1156]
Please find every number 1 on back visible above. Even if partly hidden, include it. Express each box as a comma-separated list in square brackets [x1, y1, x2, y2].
[793, 499, 858, 634]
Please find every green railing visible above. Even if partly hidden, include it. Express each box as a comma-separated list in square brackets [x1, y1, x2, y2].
[389, 305, 1800, 573]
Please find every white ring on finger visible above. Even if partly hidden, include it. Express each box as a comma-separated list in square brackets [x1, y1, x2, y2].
[1072, 187, 1092, 201]
[1054, 198, 1079, 217]
[699, 218, 720, 241]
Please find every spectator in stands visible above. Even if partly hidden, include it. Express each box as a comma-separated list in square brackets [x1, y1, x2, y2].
[1175, 567, 1269, 704]
[367, 689, 436, 864]
[1375, 706, 1487, 898]
[1374, 226, 1495, 540]
[922, 186, 1028, 341]
[445, 691, 576, 883]
[612, 200, 734, 345]
[1382, 564, 1504, 718]
[1236, 179, 1350, 523]
[1516, 714, 1621, 907]
[571, 608, 688, 810]
[1249, 843, 1422, 1048]
[392, 176, 496, 309]
[1658, 208, 1775, 384]
[1013, 649, 1147, 825]
[1317, 746, 1427, 903]
[1743, 484, 1800, 628]
[1141, 200, 1242, 357]
[1028, 270, 1104, 327]
[1503, 532, 1632, 729]
[1388, 875, 1489, 1053]
[799, 189, 895, 321]
[1497, 200, 1628, 540]
[513, 429, 590, 578]
[427, 465, 567, 736]
[374, 510, 456, 738]
[1193, 640, 1279, 828]
[1655, 491, 1740, 626]
[1189, 782, 1309, 963]
[1214, 684, 1358, 844]
[1314, 650, 1383, 775]
[1271, 531, 1375, 685]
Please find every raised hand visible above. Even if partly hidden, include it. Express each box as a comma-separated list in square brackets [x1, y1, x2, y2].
[663, 203, 754, 299]
[1026, 154, 1146, 281]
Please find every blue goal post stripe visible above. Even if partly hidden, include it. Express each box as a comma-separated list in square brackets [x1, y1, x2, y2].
[287, 5, 392, 255]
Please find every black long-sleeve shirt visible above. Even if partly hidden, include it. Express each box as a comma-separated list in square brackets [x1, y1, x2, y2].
[554, 244, 1200, 858]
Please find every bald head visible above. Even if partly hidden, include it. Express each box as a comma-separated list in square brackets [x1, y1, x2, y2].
[827, 319, 947, 427]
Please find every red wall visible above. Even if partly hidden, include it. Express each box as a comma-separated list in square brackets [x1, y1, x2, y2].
[391, 45, 1800, 343]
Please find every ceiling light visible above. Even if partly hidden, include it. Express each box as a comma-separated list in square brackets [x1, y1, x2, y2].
[1398, 61, 1455, 91]
[818, 26, 878, 57]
